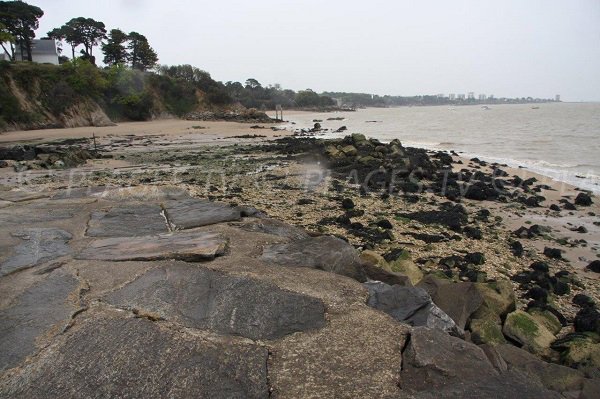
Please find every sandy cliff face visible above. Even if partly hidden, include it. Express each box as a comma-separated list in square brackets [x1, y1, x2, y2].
[1, 74, 115, 132]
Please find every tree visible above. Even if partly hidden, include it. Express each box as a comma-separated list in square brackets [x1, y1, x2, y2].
[245, 78, 261, 89]
[128, 32, 157, 71]
[101, 28, 128, 66]
[0, 0, 44, 61]
[46, 27, 64, 55]
[50, 17, 106, 62]
[0, 22, 15, 60]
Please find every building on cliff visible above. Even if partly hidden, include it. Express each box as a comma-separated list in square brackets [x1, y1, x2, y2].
[1, 39, 59, 65]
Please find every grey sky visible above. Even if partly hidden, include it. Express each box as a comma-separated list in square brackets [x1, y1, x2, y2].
[29, 0, 600, 101]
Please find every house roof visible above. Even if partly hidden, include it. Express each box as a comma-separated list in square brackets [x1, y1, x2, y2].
[30, 40, 58, 56]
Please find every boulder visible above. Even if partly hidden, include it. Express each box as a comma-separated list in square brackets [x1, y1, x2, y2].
[359, 250, 388, 269]
[427, 281, 484, 329]
[575, 192, 593, 206]
[503, 310, 556, 356]
[544, 247, 562, 260]
[495, 343, 585, 393]
[586, 260, 600, 273]
[529, 308, 562, 335]
[364, 282, 461, 335]
[360, 262, 412, 286]
[556, 335, 600, 379]
[473, 280, 516, 320]
[261, 236, 367, 282]
[387, 258, 423, 285]
[574, 307, 600, 334]
[470, 317, 507, 345]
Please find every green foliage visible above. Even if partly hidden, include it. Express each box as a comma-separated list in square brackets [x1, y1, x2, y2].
[0, 0, 43, 61]
[102, 29, 128, 66]
[128, 32, 158, 71]
[157, 64, 231, 106]
[51, 17, 106, 62]
[146, 73, 197, 116]
[295, 89, 335, 108]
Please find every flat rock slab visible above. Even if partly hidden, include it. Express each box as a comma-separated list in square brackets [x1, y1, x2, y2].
[0, 228, 72, 276]
[86, 204, 168, 237]
[0, 315, 269, 398]
[0, 190, 48, 202]
[364, 282, 461, 336]
[103, 264, 326, 340]
[0, 204, 75, 225]
[261, 236, 367, 282]
[50, 186, 108, 200]
[163, 199, 242, 230]
[0, 270, 79, 371]
[429, 281, 483, 330]
[77, 231, 228, 262]
[238, 219, 310, 240]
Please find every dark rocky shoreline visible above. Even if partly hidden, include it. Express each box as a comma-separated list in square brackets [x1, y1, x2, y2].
[0, 132, 599, 397]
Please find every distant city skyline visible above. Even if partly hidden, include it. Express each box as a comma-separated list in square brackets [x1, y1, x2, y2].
[26, 0, 600, 102]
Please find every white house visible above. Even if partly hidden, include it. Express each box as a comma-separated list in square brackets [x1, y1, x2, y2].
[1, 39, 59, 64]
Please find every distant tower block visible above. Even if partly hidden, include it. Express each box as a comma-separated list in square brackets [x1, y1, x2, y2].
[478, 94, 486, 101]
[468, 92, 475, 100]
[458, 94, 466, 100]
[449, 93, 456, 100]
[555, 94, 561, 102]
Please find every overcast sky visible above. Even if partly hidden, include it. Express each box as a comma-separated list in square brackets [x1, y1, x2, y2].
[29, 0, 600, 101]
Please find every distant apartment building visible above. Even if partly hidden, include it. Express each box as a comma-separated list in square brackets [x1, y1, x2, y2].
[478, 94, 486, 101]
[555, 94, 561, 102]
[449, 93, 456, 100]
[457, 94, 466, 100]
[467, 92, 475, 100]
[1, 39, 59, 65]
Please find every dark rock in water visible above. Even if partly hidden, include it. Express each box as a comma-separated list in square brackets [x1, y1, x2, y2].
[510, 240, 524, 257]
[0, 314, 270, 398]
[0, 270, 79, 371]
[341, 198, 355, 210]
[530, 261, 550, 273]
[405, 232, 453, 243]
[364, 282, 461, 335]
[549, 204, 561, 212]
[529, 224, 552, 237]
[586, 260, 600, 273]
[262, 236, 367, 282]
[464, 226, 483, 239]
[397, 203, 467, 230]
[543, 247, 562, 260]
[0, 228, 72, 276]
[465, 252, 486, 265]
[163, 199, 242, 230]
[575, 192, 593, 206]
[573, 294, 596, 308]
[526, 287, 549, 303]
[574, 306, 600, 334]
[104, 265, 326, 340]
[77, 231, 228, 262]
[476, 208, 491, 220]
[376, 219, 393, 229]
[297, 198, 315, 205]
[86, 204, 168, 237]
